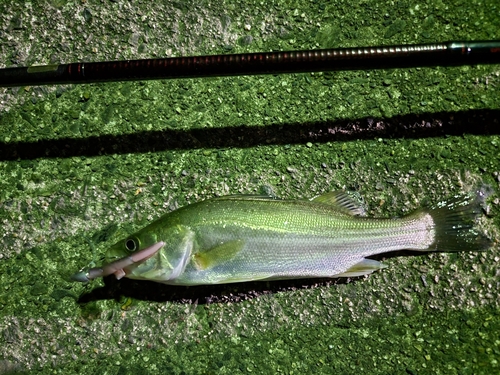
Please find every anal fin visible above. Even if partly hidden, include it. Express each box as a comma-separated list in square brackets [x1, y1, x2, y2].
[335, 258, 387, 277]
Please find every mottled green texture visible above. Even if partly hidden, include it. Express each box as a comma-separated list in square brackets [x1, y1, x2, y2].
[0, 0, 499, 374]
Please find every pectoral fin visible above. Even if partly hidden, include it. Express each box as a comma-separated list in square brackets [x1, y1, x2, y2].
[193, 240, 244, 270]
[335, 258, 387, 277]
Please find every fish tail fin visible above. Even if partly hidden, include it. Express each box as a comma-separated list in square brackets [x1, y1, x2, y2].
[425, 187, 491, 252]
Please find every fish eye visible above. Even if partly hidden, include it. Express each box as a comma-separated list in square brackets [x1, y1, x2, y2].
[125, 238, 137, 252]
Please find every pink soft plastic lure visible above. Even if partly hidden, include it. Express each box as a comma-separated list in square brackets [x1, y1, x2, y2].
[71, 241, 165, 282]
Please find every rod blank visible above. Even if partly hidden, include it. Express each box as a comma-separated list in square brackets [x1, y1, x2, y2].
[0, 41, 499, 87]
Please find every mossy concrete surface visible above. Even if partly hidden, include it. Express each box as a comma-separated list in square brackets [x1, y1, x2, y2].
[0, 0, 499, 374]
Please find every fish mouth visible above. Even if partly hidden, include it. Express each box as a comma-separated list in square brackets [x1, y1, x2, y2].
[110, 241, 166, 280]
[71, 241, 166, 282]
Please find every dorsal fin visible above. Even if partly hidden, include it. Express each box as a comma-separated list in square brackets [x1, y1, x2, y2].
[311, 190, 367, 216]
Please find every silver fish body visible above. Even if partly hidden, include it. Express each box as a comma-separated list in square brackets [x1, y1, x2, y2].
[100, 190, 489, 285]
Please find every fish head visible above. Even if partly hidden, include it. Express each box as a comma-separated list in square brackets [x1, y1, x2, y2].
[105, 225, 194, 282]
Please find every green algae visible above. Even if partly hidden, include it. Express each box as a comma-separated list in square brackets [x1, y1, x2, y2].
[0, 0, 499, 373]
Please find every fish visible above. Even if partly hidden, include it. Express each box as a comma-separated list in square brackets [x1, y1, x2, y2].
[72, 189, 490, 285]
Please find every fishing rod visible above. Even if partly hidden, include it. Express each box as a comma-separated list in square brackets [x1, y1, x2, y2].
[0, 41, 499, 87]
